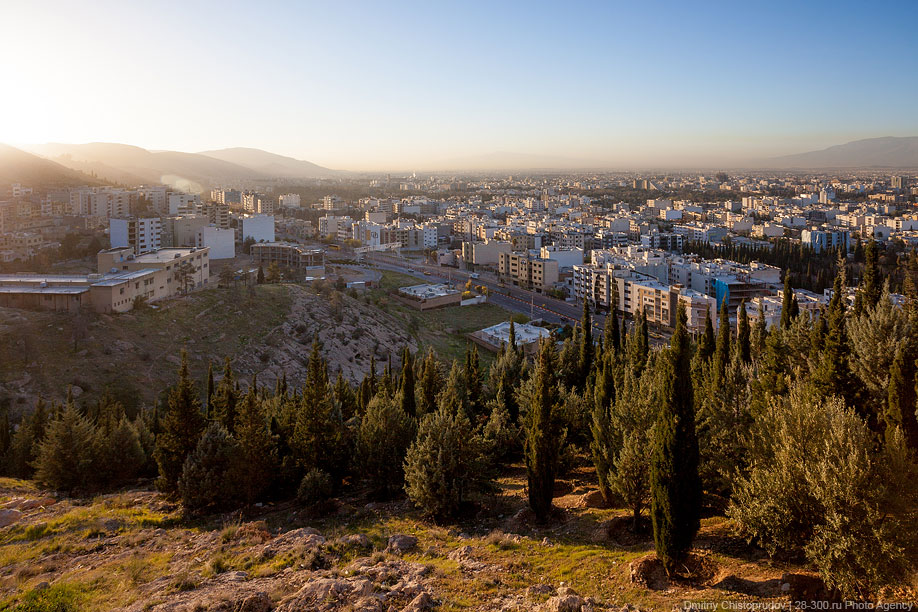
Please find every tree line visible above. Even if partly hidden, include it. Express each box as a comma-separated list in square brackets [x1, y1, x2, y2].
[1, 252, 917, 599]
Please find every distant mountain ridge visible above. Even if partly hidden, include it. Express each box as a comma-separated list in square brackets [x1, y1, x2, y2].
[768, 136, 918, 168]
[0, 144, 100, 187]
[198, 147, 335, 179]
[21, 143, 337, 191]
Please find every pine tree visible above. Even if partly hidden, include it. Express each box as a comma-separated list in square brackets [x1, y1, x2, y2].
[257, 265, 265, 284]
[736, 300, 751, 364]
[235, 387, 277, 504]
[650, 302, 701, 576]
[713, 297, 731, 382]
[358, 394, 417, 498]
[293, 338, 350, 486]
[859, 238, 882, 313]
[333, 371, 358, 421]
[8, 397, 49, 478]
[507, 319, 517, 354]
[525, 339, 561, 522]
[399, 347, 417, 417]
[178, 423, 240, 514]
[606, 309, 621, 357]
[34, 402, 96, 494]
[154, 351, 207, 494]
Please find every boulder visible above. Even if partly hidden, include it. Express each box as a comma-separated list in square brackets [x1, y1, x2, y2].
[275, 577, 375, 611]
[235, 591, 272, 612]
[387, 534, 418, 554]
[0, 509, 23, 528]
[526, 584, 554, 598]
[402, 592, 436, 612]
[543, 594, 584, 612]
[576, 490, 608, 509]
[338, 533, 372, 550]
[18, 497, 56, 511]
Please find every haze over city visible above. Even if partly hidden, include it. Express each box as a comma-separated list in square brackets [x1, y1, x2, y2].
[2, 0, 917, 170]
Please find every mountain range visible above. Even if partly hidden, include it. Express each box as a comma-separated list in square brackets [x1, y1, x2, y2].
[0, 144, 100, 187]
[18, 143, 337, 189]
[765, 136, 918, 169]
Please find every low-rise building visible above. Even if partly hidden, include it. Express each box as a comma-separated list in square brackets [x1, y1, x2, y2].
[250, 242, 325, 278]
[498, 252, 559, 293]
[394, 283, 461, 310]
[469, 321, 551, 354]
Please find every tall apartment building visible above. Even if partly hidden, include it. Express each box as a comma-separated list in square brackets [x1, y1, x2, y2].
[498, 252, 559, 293]
[211, 188, 241, 204]
[167, 193, 200, 216]
[109, 217, 162, 254]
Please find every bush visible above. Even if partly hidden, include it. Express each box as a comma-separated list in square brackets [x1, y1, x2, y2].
[7, 583, 81, 612]
[178, 423, 240, 514]
[729, 384, 918, 598]
[357, 395, 416, 498]
[297, 468, 333, 505]
[404, 405, 493, 520]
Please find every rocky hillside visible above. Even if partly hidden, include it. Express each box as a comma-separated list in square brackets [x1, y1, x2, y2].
[0, 465, 869, 612]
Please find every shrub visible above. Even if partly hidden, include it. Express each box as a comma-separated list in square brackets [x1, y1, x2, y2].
[404, 405, 493, 520]
[297, 468, 333, 506]
[729, 384, 918, 598]
[7, 583, 81, 612]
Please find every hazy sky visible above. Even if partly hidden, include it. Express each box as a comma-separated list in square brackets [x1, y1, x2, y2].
[1, 0, 916, 170]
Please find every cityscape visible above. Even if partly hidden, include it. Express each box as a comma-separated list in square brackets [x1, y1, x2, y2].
[1, 1, 917, 612]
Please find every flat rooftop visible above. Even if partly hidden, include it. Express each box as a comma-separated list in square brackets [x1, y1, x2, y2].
[478, 321, 550, 345]
[133, 248, 208, 263]
[398, 283, 459, 298]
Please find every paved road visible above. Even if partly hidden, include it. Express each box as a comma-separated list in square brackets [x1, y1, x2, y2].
[364, 253, 673, 347]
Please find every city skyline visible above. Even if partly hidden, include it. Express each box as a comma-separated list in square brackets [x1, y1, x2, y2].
[2, 0, 917, 170]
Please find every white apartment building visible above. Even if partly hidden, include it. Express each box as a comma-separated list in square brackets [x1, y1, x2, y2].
[242, 214, 275, 243]
[196, 226, 235, 260]
[109, 217, 162, 254]
[278, 193, 301, 208]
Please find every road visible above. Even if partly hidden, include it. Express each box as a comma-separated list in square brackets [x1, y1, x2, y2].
[364, 253, 672, 347]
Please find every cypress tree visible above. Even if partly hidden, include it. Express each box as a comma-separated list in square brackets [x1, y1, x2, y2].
[752, 300, 767, 359]
[860, 238, 881, 313]
[415, 348, 442, 416]
[813, 260, 861, 411]
[525, 339, 561, 522]
[697, 306, 715, 362]
[465, 345, 482, 418]
[154, 350, 207, 494]
[579, 300, 593, 387]
[399, 347, 417, 417]
[650, 302, 701, 576]
[780, 275, 794, 329]
[606, 309, 621, 356]
[508, 319, 517, 353]
[736, 300, 751, 364]
[211, 357, 239, 434]
[257, 265, 265, 284]
[886, 345, 918, 452]
[590, 352, 616, 503]
[713, 297, 731, 381]
[333, 371, 358, 421]
[205, 362, 215, 416]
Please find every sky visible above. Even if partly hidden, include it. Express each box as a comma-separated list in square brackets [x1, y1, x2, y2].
[1, 0, 917, 171]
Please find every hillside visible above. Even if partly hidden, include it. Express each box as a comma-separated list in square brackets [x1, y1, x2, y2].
[24, 143, 268, 190]
[0, 466, 829, 612]
[768, 136, 918, 168]
[0, 144, 99, 187]
[198, 147, 337, 179]
[0, 275, 512, 417]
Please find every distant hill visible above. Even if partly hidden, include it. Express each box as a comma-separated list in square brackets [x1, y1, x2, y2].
[198, 147, 336, 179]
[24, 142, 270, 191]
[0, 144, 99, 187]
[769, 136, 918, 169]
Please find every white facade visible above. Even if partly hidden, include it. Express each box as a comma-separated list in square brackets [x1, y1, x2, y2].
[196, 226, 235, 259]
[278, 193, 301, 208]
[109, 217, 162, 254]
[242, 214, 275, 243]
